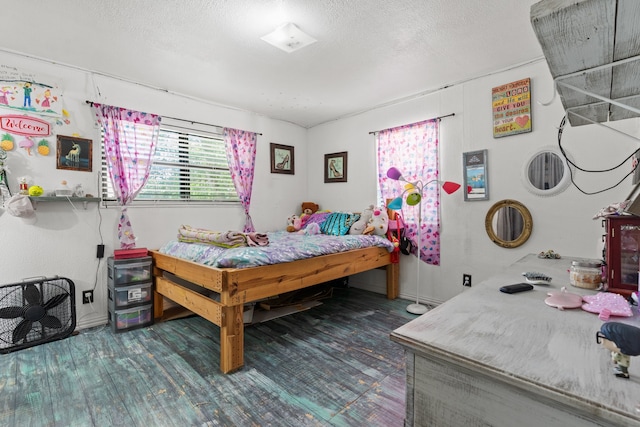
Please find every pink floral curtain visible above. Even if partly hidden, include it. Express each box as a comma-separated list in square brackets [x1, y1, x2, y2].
[377, 119, 441, 265]
[223, 127, 257, 232]
[91, 103, 160, 249]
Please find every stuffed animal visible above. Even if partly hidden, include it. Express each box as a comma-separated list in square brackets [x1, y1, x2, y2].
[301, 201, 319, 215]
[300, 202, 320, 228]
[286, 214, 302, 232]
[349, 204, 374, 235]
[367, 207, 389, 236]
[298, 222, 321, 235]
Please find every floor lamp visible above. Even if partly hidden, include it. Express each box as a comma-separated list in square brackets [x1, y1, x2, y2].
[386, 167, 461, 314]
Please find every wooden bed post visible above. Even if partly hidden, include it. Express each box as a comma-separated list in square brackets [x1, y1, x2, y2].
[152, 265, 165, 319]
[220, 304, 245, 373]
[386, 263, 399, 299]
[386, 199, 400, 300]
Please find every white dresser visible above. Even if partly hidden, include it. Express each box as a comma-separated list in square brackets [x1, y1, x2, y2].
[391, 254, 640, 426]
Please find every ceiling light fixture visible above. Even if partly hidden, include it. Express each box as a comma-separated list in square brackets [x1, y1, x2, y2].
[261, 22, 317, 53]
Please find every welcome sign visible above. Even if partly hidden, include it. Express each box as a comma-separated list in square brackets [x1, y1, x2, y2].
[0, 114, 50, 136]
[492, 78, 532, 138]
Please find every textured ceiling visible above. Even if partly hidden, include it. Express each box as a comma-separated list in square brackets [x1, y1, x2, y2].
[1, 0, 544, 128]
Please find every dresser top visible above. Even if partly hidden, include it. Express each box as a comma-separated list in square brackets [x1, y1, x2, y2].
[392, 253, 640, 422]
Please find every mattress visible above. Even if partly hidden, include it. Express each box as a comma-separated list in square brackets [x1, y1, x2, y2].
[159, 230, 395, 269]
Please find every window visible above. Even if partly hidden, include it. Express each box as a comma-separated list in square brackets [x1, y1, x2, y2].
[101, 120, 239, 204]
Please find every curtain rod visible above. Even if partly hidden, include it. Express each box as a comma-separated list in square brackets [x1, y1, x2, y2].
[368, 113, 455, 134]
[85, 100, 262, 135]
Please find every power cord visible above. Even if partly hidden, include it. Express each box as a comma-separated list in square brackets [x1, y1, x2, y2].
[557, 115, 639, 195]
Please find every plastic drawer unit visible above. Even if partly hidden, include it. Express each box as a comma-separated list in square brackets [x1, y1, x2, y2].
[107, 255, 154, 333]
[108, 304, 154, 333]
[108, 256, 152, 286]
[108, 281, 153, 311]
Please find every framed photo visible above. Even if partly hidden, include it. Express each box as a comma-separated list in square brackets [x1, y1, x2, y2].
[463, 149, 489, 201]
[56, 135, 92, 172]
[324, 151, 347, 183]
[270, 143, 294, 175]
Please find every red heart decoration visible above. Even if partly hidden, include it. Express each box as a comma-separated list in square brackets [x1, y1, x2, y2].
[515, 115, 530, 128]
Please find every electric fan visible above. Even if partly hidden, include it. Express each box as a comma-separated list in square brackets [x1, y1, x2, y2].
[0, 276, 76, 353]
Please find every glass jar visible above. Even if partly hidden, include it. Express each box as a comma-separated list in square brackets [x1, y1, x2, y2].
[570, 260, 603, 289]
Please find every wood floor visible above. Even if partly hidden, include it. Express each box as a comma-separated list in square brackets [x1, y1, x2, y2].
[0, 288, 420, 427]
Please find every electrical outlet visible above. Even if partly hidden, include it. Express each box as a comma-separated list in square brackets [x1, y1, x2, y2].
[82, 290, 94, 304]
[463, 274, 472, 287]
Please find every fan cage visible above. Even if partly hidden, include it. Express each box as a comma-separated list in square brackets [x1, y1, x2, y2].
[0, 277, 76, 353]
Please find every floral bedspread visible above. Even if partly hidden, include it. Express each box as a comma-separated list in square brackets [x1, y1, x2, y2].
[158, 230, 395, 269]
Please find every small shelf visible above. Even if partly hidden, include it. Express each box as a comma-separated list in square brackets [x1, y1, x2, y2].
[29, 196, 101, 210]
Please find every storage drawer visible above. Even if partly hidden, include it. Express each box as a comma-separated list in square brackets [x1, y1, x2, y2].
[108, 256, 152, 286]
[108, 304, 153, 333]
[108, 281, 153, 310]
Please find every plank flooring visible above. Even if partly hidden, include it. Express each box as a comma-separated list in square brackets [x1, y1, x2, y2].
[0, 288, 421, 427]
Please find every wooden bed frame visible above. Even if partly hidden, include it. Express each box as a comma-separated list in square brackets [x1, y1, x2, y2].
[150, 246, 399, 373]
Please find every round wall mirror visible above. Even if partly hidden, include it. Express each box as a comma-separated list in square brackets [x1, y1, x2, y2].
[521, 147, 572, 196]
[485, 199, 533, 248]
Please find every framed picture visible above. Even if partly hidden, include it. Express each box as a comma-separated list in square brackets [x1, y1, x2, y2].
[56, 135, 92, 172]
[270, 143, 294, 175]
[324, 151, 347, 183]
[492, 77, 532, 138]
[463, 149, 489, 201]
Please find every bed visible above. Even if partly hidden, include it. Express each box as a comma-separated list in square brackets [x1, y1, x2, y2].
[150, 230, 400, 373]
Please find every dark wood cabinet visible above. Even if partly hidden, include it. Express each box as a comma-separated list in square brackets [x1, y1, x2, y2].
[604, 215, 640, 297]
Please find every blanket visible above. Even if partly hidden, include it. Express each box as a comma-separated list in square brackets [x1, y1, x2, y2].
[177, 225, 269, 247]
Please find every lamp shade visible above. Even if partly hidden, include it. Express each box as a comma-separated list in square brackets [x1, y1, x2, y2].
[406, 192, 421, 206]
[387, 197, 403, 210]
[442, 181, 461, 194]
[385, 168, 462, 211]
[386, 167, 403, 181]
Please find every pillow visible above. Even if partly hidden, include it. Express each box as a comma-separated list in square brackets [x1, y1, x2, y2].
[305, 212, 331, 227]
[320, 212, 360, 236]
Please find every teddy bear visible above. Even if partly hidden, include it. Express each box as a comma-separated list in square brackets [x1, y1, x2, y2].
[366, 207, 389, 236]
[349, 204, 374, 235]
[300, 201, 320, 228]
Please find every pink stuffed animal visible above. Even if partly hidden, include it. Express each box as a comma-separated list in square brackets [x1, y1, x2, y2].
[286, 215, 302, 232]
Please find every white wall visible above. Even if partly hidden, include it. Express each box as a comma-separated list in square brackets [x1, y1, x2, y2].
[308, 59, 639, 304]
[2, 50, 637, 328]
[0, 51, 307, 328]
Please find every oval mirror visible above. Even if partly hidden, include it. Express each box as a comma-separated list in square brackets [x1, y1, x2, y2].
[485, 199, 533, 248]
[521, 147, 572, 196]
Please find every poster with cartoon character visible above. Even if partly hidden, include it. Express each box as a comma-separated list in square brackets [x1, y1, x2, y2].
[0, 64, 63, 117]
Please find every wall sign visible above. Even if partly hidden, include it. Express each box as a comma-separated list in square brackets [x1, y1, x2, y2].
[492, 78, 532, 138]
[0, 114, 50, 137]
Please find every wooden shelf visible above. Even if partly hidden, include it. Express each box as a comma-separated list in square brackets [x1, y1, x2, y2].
[28, 196, 101, 210]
